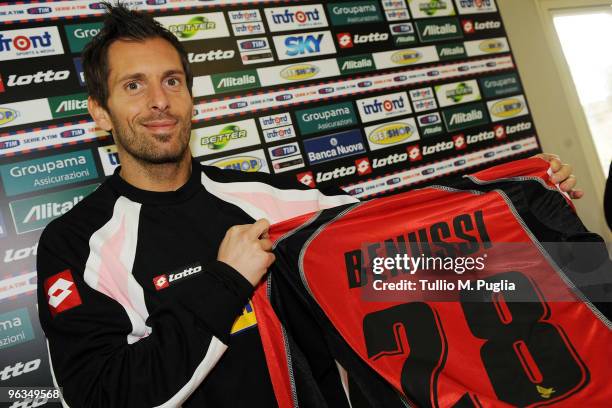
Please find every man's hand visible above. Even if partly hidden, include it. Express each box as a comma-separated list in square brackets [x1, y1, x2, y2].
[535, 153, 584, 199]
[218, 219, 275, 287]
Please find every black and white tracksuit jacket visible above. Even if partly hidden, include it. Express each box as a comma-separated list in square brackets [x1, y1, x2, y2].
[36, 159, 357, 407]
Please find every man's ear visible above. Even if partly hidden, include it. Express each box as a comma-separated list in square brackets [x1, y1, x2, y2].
[88, 97, 113, 131]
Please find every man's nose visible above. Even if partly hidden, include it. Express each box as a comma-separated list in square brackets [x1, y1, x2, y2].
[148, 82, 170, 112]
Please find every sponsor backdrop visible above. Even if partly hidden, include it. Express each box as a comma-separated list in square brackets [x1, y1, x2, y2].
[0, 0, 539, 405]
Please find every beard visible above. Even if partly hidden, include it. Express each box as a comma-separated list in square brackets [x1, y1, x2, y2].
[110, 110, 192, 165]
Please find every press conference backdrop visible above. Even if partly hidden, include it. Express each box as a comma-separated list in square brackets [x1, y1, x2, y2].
[0, 0, 539, 406]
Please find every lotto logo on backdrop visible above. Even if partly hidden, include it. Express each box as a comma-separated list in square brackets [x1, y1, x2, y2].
[453, 134, 467, 150]
[2, 69, 70, 88]
[0, 26, 64, 61]
[297, 171, 315, 188]
[462, 18, 502, 34]
[44, 269, 82, 317]
[336, 32, 389, 48]
[462, 19, 476, 34]
[407, 145, 422, 161]
[355, 158, 372, 176]
[337, 33, 353, 48]
[494, 125, 506, 139]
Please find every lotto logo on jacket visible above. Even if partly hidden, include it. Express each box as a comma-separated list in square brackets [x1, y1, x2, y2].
[44, 269, 82, 317]
[153, 263, 203, 291]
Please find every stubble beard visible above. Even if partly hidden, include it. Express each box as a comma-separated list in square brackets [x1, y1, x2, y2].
[110, 111, 192, 165]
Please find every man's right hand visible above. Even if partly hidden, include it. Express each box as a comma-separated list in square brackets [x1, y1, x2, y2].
[217, 219, 275, 287]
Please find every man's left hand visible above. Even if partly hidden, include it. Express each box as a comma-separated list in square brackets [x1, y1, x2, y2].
[535, 153, 584, 199]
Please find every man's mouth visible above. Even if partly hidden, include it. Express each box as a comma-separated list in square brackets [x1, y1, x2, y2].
[142, 119, 178, 133]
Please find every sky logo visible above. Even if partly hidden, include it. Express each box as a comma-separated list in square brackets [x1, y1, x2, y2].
[285, 34, 323, 57]
[274, 31, 335, 61]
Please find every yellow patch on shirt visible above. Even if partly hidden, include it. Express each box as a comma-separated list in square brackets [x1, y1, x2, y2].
[230, 300, 257, 335]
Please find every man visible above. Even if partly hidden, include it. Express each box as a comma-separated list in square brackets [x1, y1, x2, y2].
[36, 4, 580, 407]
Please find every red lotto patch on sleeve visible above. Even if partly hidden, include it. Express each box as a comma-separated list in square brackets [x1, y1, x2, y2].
[44, 269, 82, 317]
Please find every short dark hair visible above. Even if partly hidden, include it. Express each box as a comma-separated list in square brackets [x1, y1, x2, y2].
[82, 2, 193, 110]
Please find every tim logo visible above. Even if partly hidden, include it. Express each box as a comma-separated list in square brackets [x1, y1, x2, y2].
[44, 269, 82, 317]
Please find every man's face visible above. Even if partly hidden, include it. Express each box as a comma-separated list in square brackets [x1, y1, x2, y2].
[101, 37, 193, 164]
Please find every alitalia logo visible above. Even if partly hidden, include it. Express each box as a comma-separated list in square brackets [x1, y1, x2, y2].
[343, 58, 372, 70]
[23, 196, 83, 224]
[423, 23, 456, 36]
[449, 109, 482, 125]
[442, 103, 488, 132]
[439, 46, 464, 57]
[212, 70, 260, 93]
[440, 47, 461, 56]
[10, 184, 98, 234]
[417, 18, 462, 42]
[48, 93, 88, 118]
[56, 99, 87, 113]
[218, 74, 255, 88]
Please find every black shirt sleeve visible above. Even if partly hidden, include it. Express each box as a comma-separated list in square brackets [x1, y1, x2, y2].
[37, 221, 253, 407]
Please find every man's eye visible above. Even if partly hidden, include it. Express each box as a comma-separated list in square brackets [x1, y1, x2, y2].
[167, 77, 180, 86]
[126, 82, 140, 91]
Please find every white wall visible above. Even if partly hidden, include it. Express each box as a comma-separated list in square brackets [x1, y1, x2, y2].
[497, 0, 612, 241]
